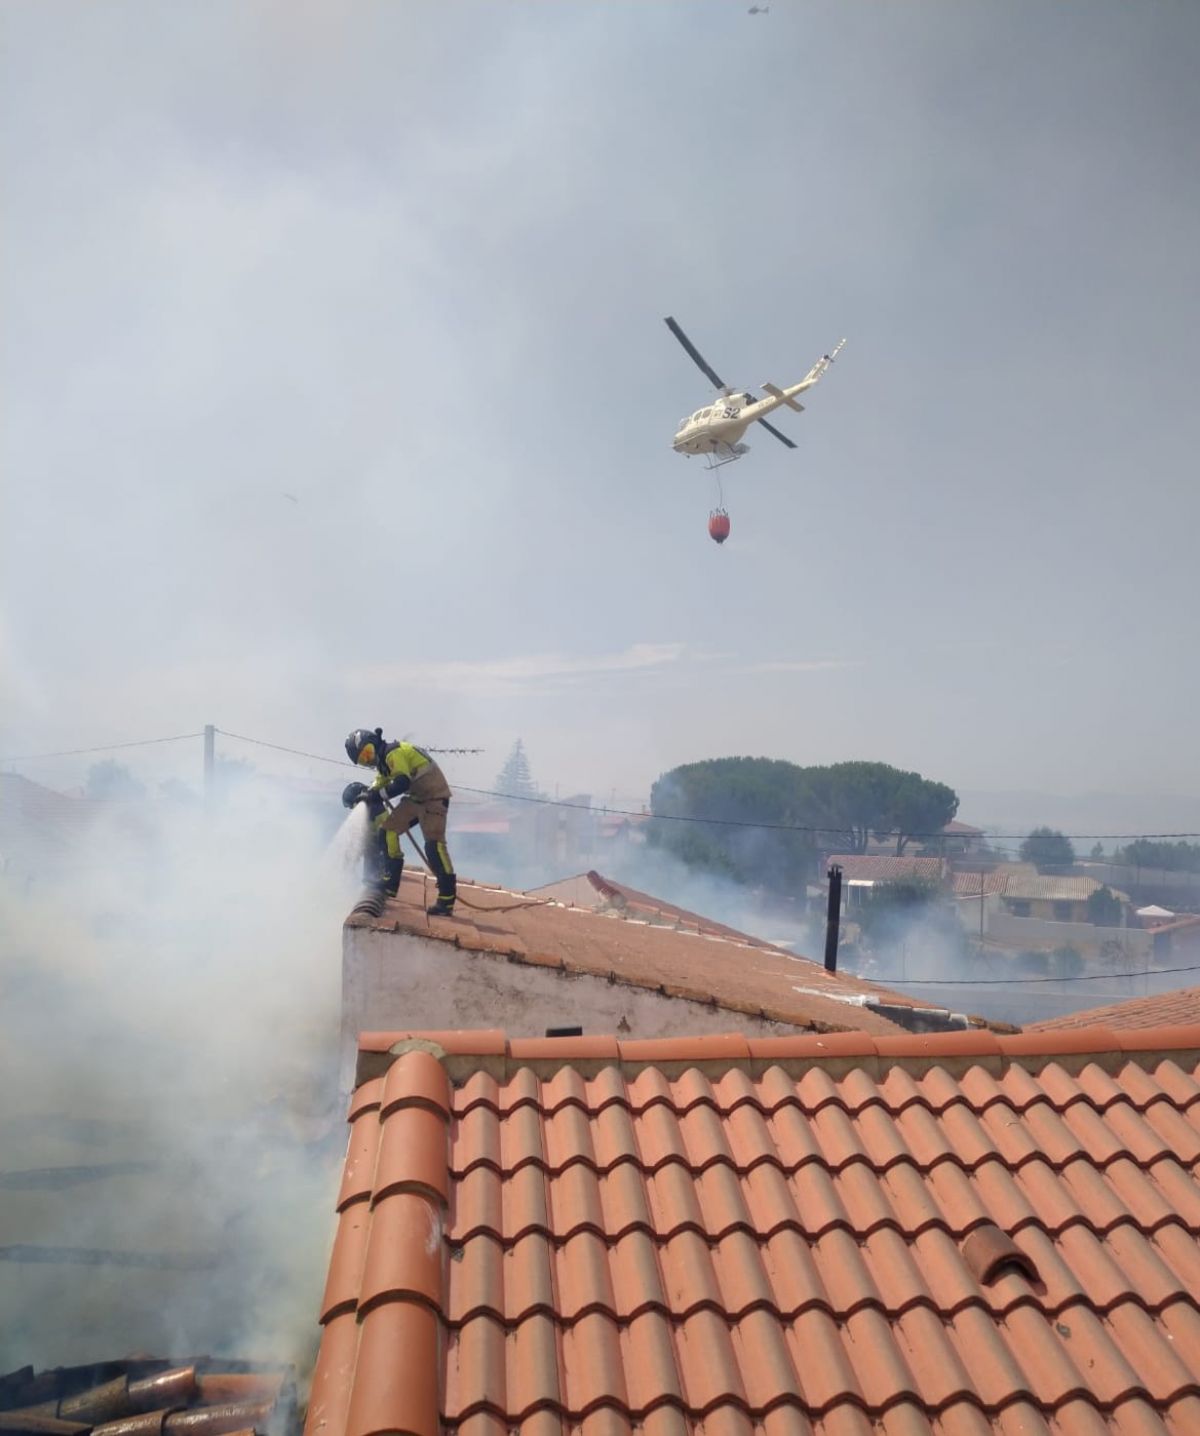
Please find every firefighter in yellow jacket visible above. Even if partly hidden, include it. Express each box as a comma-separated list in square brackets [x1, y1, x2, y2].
[343, 728, 457, 915]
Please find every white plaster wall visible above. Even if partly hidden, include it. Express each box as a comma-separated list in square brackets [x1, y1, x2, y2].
[986, 914, 1152, 958]
[341, 926, 799, 1093]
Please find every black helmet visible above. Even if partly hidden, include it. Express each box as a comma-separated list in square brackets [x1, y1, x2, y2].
[345, 727, 384, 766]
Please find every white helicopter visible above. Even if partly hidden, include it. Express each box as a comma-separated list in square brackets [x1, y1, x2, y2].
[666, 315, 845, 470]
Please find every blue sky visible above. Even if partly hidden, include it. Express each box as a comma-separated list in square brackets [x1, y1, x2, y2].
[3, 1, 1198, 807]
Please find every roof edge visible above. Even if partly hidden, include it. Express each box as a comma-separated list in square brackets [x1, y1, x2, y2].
[351, 1024, 1200, 1090]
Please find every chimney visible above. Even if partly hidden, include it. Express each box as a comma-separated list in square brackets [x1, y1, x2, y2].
[824, 864, 843, 972]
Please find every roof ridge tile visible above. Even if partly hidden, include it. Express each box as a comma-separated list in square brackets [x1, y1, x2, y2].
[379, 1049, 450, 1120]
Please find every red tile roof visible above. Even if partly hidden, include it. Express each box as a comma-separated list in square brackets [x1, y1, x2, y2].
[529, 869, 796, 951]
[1025, 986, 1200, 1033]
[306, 1025, 1200, 1436]
[1002, 873, 1113, 903]
[0, 772, 79, 867]
[357, 871, 957, 1037]
[0, 773, 155, 876]
[0, 1360, 293, 1436]
[951, 870, 1011, 897]
[827, 854, 946, 884]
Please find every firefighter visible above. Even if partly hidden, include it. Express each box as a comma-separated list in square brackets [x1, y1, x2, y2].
[343, 728, 457, 916]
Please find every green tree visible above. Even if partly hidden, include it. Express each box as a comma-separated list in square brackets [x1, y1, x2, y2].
[1086, 885, 1122, 927]
[887, 772, 960, 854]
[1019, 827, 1076, 871]
[1090, 842, 1104, 860]
[85, 760, 146, 802]
[1113, 840, 1200, 873]
[801, 761, 898, 853]
[772, 759, 958, 855]
[495, 739, 539, 800]
[648, 756, 959, 894]
[648, 757, 818, 892]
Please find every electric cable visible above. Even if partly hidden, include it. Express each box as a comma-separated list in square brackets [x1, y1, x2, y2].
[215, 729, 483, 762]
[6, 725, 1200, 984]
[0, 733, 205, 762]
[888, 960, 1200, 986]
[6, 725, 1200, 843]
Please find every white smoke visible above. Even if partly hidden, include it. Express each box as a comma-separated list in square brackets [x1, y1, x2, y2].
[0, 779, 358, 1371]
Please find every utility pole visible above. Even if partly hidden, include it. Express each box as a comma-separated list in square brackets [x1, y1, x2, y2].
[203, 725, 215, 809]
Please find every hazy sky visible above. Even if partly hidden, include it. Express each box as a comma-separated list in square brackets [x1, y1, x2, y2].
[4, 1, 1198, 807]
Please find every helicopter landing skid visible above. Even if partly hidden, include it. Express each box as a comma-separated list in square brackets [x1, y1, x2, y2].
[702, 442, 749, 471]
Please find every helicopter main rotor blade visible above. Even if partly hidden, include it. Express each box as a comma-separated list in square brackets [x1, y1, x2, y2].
[664, 316, 726, 390]
[757, 417, 797, 449]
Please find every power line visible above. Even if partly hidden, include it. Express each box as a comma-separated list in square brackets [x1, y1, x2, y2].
[453, 783, 1200, 843]
[5, 726, 1200, 843]
[214, 730, 484, 764]
[214, 731, 353, 767]
[891, 960, 1200, 987]
[0, 733, 204, 762]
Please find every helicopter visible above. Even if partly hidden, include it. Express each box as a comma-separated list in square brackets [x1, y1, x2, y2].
[664, 316, 846, 543]
[666, 316, 845, 470]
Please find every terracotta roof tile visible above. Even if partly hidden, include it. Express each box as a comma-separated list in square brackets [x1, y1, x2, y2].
[354, 871, 976, 1038]
[0, 1365, 292, 1436]
[827, 854, 946, 884]
[307, 1027, 1200, 1435]
[530, 871, 803, 953]
[1027, 986, 1200, 1034]
[951, 869, 1011, 896]
[1009, 873, 1117, 902]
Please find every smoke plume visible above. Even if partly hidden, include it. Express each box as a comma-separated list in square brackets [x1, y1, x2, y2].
[0, 781, 357, 1372]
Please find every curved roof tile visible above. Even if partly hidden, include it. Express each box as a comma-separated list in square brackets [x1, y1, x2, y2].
[306, 1026, 1200, 1436]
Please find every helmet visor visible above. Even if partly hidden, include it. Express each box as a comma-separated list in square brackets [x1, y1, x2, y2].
[356, 742, 376, 766]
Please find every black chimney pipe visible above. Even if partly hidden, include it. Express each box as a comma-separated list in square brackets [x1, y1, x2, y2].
[824, 864, 843, 972]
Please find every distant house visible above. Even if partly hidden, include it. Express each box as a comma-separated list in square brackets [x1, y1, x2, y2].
[0, 773, 78, 888]
[1136, 903, 1176, 926]
[1147, 914, 1200, 964]
[824, 854, 946, 912]
[594, 809, 650, 850]
[923, 819, 986, 856]
[0, 772, 155, 893]
[1000, 871, 1127, 924]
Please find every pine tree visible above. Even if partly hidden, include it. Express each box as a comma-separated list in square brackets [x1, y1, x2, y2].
[495, 739, 538, 799]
